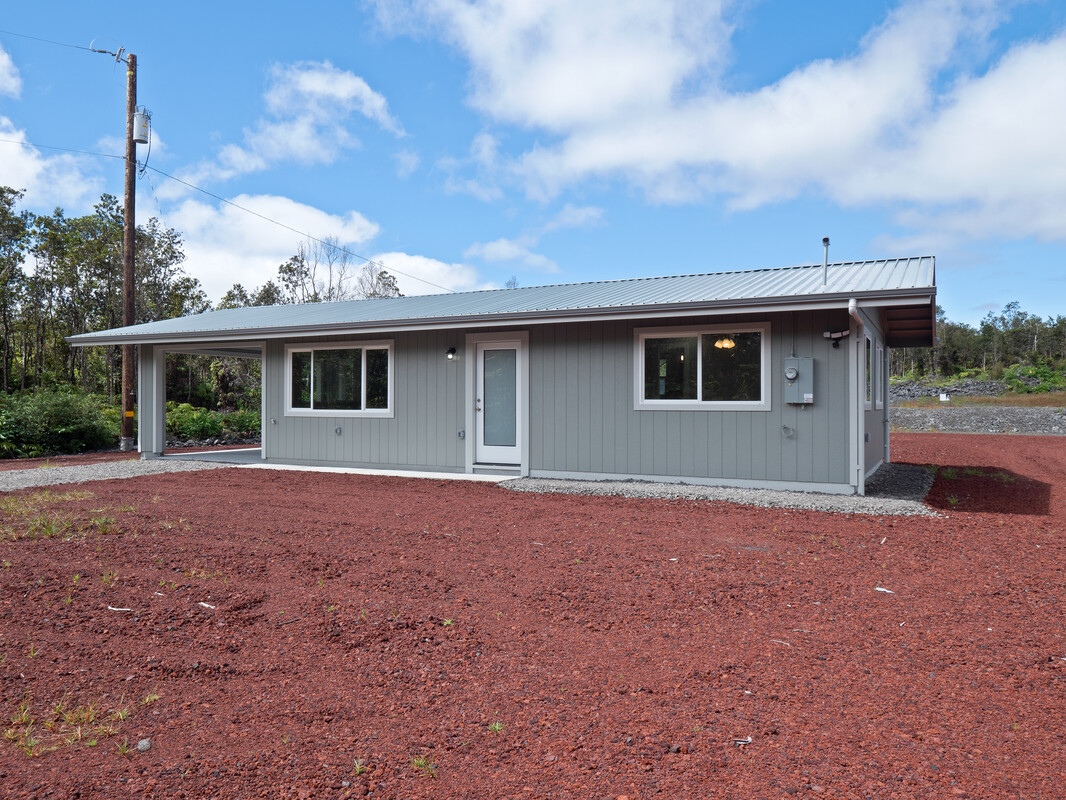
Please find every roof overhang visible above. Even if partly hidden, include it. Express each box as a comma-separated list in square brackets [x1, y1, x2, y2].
[68, 288, 936, 348]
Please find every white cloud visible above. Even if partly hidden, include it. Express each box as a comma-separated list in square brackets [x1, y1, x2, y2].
[265, 61, 403, 135]
[394, 149, 420, 178]
[389, 0, 733, 131]
[464, 237, 557, 271]
[438, 132, 503, 200]
[0, 45, 21, 98]
[388, 0, 1066, 243]
[162, 61, 403, 197]
[463, 203, 604, 272]
[838, 30, 1066, 242]
[0, 117, 102, 209]
[369, 251, 494, 295]
[167, 194, 380, 302]
[543, 204, 604, 232]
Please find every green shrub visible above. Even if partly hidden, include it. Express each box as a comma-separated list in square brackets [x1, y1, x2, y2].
[223, 410, 260, 436]
[166, 404, 224, 439]
[0, 390, 116, 458]
[1003, 364, 1064, 394]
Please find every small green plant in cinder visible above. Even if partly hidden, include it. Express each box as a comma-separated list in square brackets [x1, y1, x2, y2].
[488, 721, 505, 733]
[116, 737, 132, 757]
[410, 753, 437, 779]
[140, 691, 161, 707]
[442, 619, 454, 626]
[947, 495, 960, 506]
[100, 570, 117, 588]
[89, 515, 117, 535]
[941, 467, 957, 480]
[27, 643, 40, 659]
[353, 758, 371, 775]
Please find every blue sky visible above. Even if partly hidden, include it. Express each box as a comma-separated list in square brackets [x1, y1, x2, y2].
[1, 0, 1064, 326]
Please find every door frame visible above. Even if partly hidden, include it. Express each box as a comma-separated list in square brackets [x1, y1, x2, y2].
[464, 331, 529, 474]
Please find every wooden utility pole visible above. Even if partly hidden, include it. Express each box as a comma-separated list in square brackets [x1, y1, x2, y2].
[120, 53, 137, 451]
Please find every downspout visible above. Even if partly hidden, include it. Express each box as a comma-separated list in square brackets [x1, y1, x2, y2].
[882, 344, 891, 465]
[848, 299, 864, 495]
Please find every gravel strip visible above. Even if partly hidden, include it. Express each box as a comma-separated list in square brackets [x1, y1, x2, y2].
[502, 462, 937, 516]
[891, 405, 1066, 435]
[0, 459, 233, 492]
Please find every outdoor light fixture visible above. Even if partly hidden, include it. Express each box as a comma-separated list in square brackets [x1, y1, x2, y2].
[714, 336, 736, 349]
[446, 347, 457, 360]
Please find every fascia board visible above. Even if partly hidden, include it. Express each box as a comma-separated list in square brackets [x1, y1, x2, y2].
[67, 289, 935, 347]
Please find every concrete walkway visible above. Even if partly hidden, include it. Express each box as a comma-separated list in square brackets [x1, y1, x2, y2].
[163, 448, 508, 482]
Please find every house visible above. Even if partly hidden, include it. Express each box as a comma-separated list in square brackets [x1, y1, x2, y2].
[69, 257, 936, 495]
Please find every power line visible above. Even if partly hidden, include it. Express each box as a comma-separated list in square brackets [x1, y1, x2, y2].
[0, 137, 124, 161]
[0, 137, 456, 294]
[145, 165, 456, 294]
[0, 28, 96, 53]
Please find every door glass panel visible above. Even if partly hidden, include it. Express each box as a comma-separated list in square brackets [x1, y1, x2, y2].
[483, 348, 517, 447]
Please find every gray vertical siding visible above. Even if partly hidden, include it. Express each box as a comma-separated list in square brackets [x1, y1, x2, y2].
[242, 311, 854, 486]
[263, 331, 465, 470]
[528, 311, 853, 486]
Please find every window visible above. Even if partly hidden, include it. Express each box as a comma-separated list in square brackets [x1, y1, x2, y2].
[635, 324, 771, 411]
[875, 343, 884, 410]
[285, 341, 393, 417]
[864, 333, 873, 410]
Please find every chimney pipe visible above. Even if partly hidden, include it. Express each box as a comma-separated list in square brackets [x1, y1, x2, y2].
[822, 236, 830, 285]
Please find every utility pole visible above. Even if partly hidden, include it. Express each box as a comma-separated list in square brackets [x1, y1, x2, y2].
[120, 52, 137, 451]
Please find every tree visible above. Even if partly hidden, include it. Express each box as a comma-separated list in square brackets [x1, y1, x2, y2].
[277, 237, 360, 303]
[354, 262, 403, 299]
[0, 187, 31, 392]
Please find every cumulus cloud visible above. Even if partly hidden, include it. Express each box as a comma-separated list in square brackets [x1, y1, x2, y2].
[162, 61, 403, 197]
[463, 203, 604, 272]
[369, 251, 494, 295]
[0, 45, 20, 98]
[394, 149, 420, 178]
[438, 131, 503, 200]
[464, 237, 557, 271]
[384, 0, 1066, 243]
[838, 30, 1066, 242]
[379, 0, 733, 130]
[167, 194, 380, 302]
[0, 117, 102, 210]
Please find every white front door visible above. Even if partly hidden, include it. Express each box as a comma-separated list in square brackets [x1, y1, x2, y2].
[475, 339, 523, 465]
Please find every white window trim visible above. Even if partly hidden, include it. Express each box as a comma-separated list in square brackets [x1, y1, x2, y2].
[634, 323, 772, 412]
[284, 340, 395, 418]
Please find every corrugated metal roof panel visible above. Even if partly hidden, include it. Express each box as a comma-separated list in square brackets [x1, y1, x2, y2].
[69, 257, 935, 344]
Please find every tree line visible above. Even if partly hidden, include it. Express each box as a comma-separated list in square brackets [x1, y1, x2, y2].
[1, 184, 1062, 409]
[0, 186, 400, 409]
[891, 303, 1066, 380]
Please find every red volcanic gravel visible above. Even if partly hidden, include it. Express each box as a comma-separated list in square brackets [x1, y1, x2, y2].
[0, 433, 1064, 799]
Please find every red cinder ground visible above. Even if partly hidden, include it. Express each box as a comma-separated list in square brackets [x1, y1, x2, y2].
[0, 433, 1063, 799]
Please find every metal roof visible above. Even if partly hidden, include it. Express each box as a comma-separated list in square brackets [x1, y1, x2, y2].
[68, 257, 936, 347]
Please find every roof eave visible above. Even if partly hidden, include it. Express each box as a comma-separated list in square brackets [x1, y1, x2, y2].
[67, 286, 935, 347]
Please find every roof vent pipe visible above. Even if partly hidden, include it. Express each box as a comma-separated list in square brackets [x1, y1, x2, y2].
[822, 237, 830, 285]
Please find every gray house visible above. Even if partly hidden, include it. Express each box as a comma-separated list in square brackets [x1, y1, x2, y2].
[70, 257, 936, 495]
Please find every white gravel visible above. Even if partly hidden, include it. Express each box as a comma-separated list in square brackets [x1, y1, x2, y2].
[0, 459, 232, 492]
[502, 462, 938, 517]
[2, 455, 936, 515]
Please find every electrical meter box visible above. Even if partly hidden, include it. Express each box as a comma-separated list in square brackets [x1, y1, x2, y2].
[784, 357, 814, 404]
